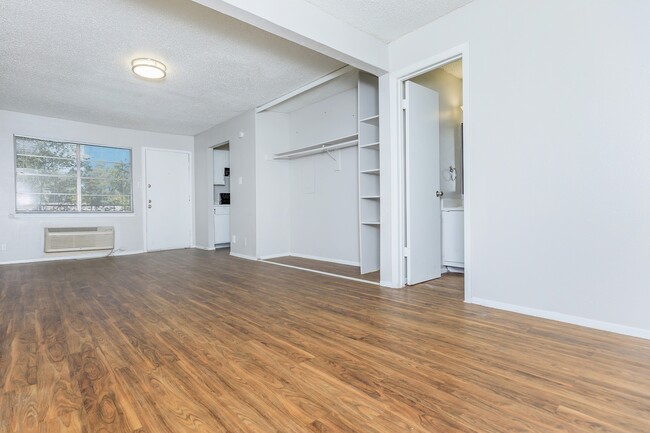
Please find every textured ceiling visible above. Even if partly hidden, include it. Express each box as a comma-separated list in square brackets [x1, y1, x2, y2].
[0, 0, 344, 135]
[303, 0, 475, 42]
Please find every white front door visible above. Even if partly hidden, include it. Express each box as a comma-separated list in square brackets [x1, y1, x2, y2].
[145, 149, 192, 251]
[405, 81, 442, 285]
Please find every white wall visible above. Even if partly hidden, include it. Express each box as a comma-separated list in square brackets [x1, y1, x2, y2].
[287, 89, 360, 265]
[412, 68, 463, 197]
[194, 110, 257, 257]
[0, 110, 194, 263]
[255, 112, 291, 258]
[387, 0, 650, 336]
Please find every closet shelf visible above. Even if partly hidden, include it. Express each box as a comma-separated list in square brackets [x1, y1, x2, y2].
[360, 168, 380, 175]
[274, 133, 358, 160]
[360, 114, 379, 123]
[360, 141, 379, 150]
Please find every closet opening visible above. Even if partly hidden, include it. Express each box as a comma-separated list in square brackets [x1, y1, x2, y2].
[254, 67, 380, 285]
[401, 56, 467, 296]
[212, 141, 230, 249]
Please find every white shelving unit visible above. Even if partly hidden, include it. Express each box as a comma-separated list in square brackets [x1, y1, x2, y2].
[358, 72, 380, 274]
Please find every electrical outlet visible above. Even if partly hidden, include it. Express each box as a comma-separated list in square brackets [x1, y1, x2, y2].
[244, 237, 247, 246]
[238, 176, 243, 185]
[1, 243, 6, 251]
[232, 235, 236, 244]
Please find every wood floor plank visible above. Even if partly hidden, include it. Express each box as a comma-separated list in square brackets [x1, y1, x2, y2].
[69, 346, 139, 433]
[5, 385, 40, 433]
[1, 248, 650, 432]
[38, 409, 83, 433]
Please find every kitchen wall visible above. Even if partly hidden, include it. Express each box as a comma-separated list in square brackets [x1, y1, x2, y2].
[0, 110, 194, 263]
[194, 110, 257, 257]
[386, 0, 650, 337]
[411, 67, 463, 197]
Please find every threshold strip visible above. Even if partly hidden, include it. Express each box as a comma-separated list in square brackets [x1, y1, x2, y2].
[259, 259, 380, 286]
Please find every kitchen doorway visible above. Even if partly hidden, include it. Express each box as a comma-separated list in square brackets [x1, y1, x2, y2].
[212, 142, 230, 248]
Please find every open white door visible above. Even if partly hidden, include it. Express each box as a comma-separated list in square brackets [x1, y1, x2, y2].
[145, 149, 192, 251]
[405, 81, 441, 285]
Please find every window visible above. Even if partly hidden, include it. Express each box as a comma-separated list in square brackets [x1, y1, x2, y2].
[15, 136, 133, 213]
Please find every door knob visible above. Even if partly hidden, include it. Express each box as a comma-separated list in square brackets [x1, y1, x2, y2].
[148, 205, 152, 209]
[148, 199, 152, 204]
[436, 191, 444, 198]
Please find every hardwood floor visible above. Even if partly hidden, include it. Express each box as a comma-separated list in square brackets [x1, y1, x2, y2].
[1, 249, 649, 432]
[264, 255, 380, 283]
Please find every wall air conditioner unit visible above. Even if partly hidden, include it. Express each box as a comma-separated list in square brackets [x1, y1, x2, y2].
[44, 226, 115, 253]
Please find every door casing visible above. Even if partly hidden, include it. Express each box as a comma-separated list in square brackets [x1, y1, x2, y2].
[390, 43, 472, 302]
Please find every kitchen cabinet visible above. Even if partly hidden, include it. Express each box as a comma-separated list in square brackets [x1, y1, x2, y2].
[213, 149, 229, 185]
[214, 205, 230, 245]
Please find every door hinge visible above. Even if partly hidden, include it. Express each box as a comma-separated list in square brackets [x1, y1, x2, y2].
[403, 247, 410, 257]
[401, 99, 408, 110]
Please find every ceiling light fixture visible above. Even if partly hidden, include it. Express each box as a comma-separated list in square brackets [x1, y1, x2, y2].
[131, 58, 167, 80]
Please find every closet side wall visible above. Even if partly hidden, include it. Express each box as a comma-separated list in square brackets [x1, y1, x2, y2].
[288, 89, 360, 265]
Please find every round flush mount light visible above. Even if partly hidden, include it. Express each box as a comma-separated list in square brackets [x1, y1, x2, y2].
[131, 58, 167, 80]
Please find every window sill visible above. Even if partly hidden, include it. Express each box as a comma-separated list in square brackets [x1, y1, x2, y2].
[10, 212, 136, 219]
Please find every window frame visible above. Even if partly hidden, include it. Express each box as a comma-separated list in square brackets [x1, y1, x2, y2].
[13, 135, 134, 214]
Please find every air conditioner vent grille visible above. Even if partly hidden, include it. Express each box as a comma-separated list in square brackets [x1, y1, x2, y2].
[44, 226, 114, 253]
[48, 227, 99, 233]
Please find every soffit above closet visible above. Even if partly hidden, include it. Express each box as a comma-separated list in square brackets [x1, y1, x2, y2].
[303, 0, 475, 42]
[0, 0, 343, 135]
[267, 70, 359, 114]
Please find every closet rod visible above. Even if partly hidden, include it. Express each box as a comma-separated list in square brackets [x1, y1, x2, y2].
[273, 139, 358, 160]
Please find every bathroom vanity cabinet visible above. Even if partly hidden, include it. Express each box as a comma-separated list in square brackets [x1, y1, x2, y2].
[442, 209, 464, 268]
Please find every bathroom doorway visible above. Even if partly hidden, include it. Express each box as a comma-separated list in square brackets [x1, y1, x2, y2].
[402, 57, 467, 295]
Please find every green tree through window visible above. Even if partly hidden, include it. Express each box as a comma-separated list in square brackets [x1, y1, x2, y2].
[15, 136, 133, 212]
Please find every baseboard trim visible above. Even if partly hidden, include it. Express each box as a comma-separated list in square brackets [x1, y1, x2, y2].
[471, 297, 650, 341]
[229, 252, 258, 261]
[260, 260, 379, 286]
[112, 250, 146, 257]
[258, 253, 291, 260]
[193, 245, 215, 251]
[0, 249, 146, 265]
[288, 253, 360, 267]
